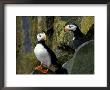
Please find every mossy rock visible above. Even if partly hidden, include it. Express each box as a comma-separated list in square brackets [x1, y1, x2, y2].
[63, 40, 94, 74]
[16, 52, 37, 74]
[81, 16, 94, 34]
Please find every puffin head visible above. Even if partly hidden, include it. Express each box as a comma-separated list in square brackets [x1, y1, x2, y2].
[37, 32, 46, 41]
[64, 23, 77, 32]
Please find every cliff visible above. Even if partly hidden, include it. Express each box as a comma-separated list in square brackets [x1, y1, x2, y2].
[16, 16, 94, 74]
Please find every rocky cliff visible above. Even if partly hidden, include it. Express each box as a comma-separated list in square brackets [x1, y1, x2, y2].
[16, 16, 94, 74]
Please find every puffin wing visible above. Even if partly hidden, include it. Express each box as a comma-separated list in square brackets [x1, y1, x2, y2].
[41, 43, 59, 65]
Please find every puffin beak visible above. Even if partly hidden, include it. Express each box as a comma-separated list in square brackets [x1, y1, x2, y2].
[44, 36, 46, 41]
[64, 26, 69, 32]
[64, 29, 69, 32]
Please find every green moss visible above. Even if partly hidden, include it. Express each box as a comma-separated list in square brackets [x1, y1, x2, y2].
[29, 16, 38, 49]
[52, 17, 66, 49]
[81, 16, 94, 34]
[16, 16, 23, 58]
[16, 52, 39, 74]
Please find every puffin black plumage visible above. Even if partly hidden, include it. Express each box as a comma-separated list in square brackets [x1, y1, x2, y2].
[85, 24, 94, 41]
[34, 32, 67, 74]
[64, 22, 87, 50]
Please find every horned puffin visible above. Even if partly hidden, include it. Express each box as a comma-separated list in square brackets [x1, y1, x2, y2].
[34, 32, 67, 74]
[64, 22, 87, 50]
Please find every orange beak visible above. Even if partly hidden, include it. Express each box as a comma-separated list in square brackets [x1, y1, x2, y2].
[64, 26, 69, 32]
[44, 36, 46, 41]
[64, 29, 69, 32]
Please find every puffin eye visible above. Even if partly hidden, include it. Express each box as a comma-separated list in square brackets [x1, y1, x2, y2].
[69, 25, 71, 28]
[39, 34, 41, 37]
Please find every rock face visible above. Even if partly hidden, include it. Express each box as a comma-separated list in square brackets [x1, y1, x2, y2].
[63, 40, 94, 74]
[16, 16, 94, 74]
[22, 16, 32, 53]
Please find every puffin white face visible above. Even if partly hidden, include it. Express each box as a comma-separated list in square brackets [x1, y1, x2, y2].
[64, 24, 77, 32]
[37, 32, 46, 41]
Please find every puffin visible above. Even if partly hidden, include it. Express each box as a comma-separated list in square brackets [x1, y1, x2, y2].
[34, 32, 67, 74]
[64, 22, 87, 50]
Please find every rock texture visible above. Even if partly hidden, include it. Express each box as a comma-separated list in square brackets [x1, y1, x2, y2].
[63, 40, 94, 74]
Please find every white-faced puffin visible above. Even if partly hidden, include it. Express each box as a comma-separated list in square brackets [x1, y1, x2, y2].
[34, 32, 67, 74]
[64, 22, 87, 50]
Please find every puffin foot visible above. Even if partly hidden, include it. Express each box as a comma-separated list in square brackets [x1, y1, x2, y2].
[41, 69, 48, 74]
[35, 65, 43, 71]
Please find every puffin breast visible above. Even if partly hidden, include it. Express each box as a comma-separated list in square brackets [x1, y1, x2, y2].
[34, 44, 51, 67]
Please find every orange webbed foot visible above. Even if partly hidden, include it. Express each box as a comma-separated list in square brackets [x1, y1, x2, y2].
[41, 69, 48, 74]
[35, 65, 43, 71]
